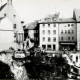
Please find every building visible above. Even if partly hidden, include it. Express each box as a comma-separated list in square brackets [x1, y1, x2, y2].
[24, 9, 80, 51]
[39, 13, 59, 51]
[23, 21, 39, 49]
[59, 18, 77, 50]
[0, 0, 24, 51]
[38, 9, 80, 51]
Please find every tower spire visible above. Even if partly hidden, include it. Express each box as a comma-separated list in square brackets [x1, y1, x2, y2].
[7, 0, 12, 4]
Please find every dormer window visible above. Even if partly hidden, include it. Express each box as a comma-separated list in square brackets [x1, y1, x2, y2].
[14, 24, 16, 29]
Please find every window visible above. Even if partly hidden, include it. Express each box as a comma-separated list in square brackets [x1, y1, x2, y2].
[61, 30, 63, 34]
[68, 24, 70, 26]
[13, 15, 16, 18]
[54, 24, 56, 27]
[72, 37, 74, 40]
[53, 45, 56, 50]
[68, 37, 70, 40]
[61, 37, 63, 40]
[42, 45, 46, 49]
[68, 30, 70, 34]
[53, 30, 56, 34]
[14, 33, 16, 38]
[43, 37, 45, 41]
[14, 24, 16, 29]
[71, 24, 74, 26]
[72, 30, 74, 33]
[4, 14, 6, 17]
[53, 37, 56, 42]
[76, 56, 78, 62]
[65, 30, 66, 33]
[42, 30, 45, 34]
[48, 37, 51, 42]
[48, 30, 50, 35]
[47, 45, 51, 49]
[48, 24, 50, 27]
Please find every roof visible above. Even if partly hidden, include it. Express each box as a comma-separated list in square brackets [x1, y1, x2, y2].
[0, 3, 7, 11]
[39, 13, 60, 23]
[39, 13, 77, 23]
[59, 18, 76, 23]
[24, 21, 38, 30]
[39, 18, 76, 23]
[0, 17, 5, 20]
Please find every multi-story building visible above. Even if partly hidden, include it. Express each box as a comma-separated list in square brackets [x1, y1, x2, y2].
[0, 0, 24, 51]
[24, 9, 80, 51]
[39, 21, 59, 51]
[59, 18, 77, 50]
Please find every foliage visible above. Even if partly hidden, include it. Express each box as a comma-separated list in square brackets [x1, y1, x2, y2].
[24, 51, 70, 80]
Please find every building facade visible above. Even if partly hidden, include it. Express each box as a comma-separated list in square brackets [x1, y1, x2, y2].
[0, 0, 24, 51]
[39, 23, 59, 51]
[38, 10, 80, 51]
[24, 9, 80, 51]
[59, 19, 77, 50]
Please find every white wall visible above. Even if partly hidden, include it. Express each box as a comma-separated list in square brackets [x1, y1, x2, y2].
[0, 17, 17, 51]
[39, 23, 59, 51]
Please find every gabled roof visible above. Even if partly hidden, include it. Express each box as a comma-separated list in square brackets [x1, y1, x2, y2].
[0, 3, 7, 11]
[0, 17, 5, 20]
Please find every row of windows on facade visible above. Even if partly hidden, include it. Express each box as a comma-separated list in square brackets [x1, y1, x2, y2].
[4, 13, 16, 18]
[4, 13, 17, 29]
[42, 30, 56, 35]
[14, 33, 24, 42]
[42, 44, 56, 50]
[42, 23, 74, 27]
[61, 37, 75, 40]
[42, 24, 56, 27]
[61, 30, 74, 34]
[42, 30, 74, 35]
[42, 37, 75, 42]
[42, 37, 56, 42]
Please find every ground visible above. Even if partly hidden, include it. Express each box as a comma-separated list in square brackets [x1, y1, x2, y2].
[0, 51, 29, 80]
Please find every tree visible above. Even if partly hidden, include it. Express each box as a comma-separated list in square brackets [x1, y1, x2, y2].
[24, 51, 70, 80]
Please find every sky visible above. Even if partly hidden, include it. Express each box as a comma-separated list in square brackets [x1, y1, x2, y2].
[1, 0, 80, 24]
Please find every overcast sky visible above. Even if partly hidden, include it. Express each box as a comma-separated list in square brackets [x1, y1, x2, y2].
[1, 0, 80, 23]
